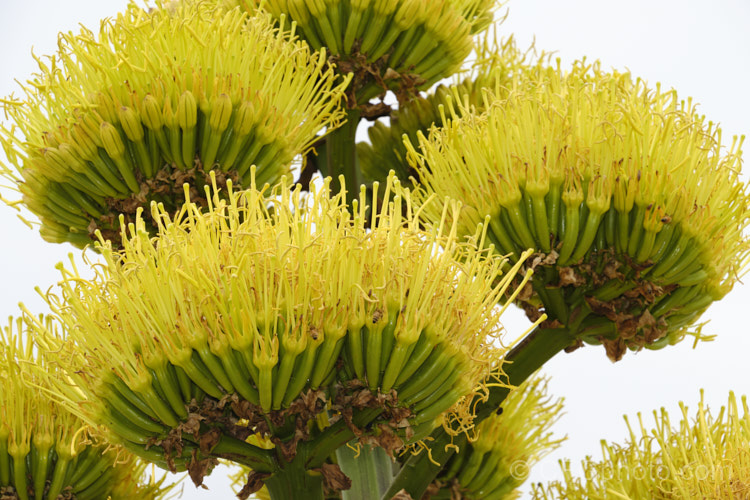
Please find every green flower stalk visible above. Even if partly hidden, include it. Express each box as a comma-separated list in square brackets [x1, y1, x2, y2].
[229, 0, 496, 102]
[534, 391, 750, 499]
[30, 172, 529, 495]
[357, 35, 538, 185]
[427, 376, 564, 500]
[0, 1, 349, 248]
[408, 61, 750, 361]
[0, 316, 168, 500]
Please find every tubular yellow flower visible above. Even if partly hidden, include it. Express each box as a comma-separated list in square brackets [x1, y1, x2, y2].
[33, 171, 525, 487]
[408, 61, 750, 361]
[0, 316, 168, 500]
[534, 391, 750, 500]
[429, 376, 564, 500]
[228, 0, 497, 101]
[0, 1, 350, 248]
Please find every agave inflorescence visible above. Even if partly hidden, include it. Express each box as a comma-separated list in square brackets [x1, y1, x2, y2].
[30, 171, 529, 491]
[427, 376, 564, 500]
[407, 61, 750, 360]
[0, 1, 349, 247]
[0, 317, 168, 500]
[534, 391, 750, 499]
[229, 0, 496, 102]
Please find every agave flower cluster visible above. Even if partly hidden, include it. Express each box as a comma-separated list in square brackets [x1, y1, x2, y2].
[0, 317, 168, 500]
[0, 0, 749, 498]
[428, 376, 564, 500]
[534, 392, 750, 499]
[229, 0, 496, 101]
[29, 171, 527, 488]
[408, 61, 750, 360]
[1, 1, 349, 247]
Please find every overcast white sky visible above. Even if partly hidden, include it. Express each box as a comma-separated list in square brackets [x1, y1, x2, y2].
[0, 1, 748, 498]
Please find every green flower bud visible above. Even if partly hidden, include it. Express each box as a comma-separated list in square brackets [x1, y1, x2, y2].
[141, 94, 165, 130]
[118, 106, 146, 142]
[177, 91, 198, 131]
[209, 93, 233, 132]
[99, 121, 126, 159]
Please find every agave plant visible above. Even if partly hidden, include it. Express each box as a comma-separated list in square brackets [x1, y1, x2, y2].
[0, 1, 748, 499]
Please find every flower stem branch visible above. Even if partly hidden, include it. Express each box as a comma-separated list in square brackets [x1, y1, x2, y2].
[302, 407, 385, 469]
[209, 434, 277, 473]
[264, 455, 325, 500]
[326, 107, 362, 204]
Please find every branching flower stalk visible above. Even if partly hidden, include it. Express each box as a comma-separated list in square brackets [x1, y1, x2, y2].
[0, 1, 749, 499]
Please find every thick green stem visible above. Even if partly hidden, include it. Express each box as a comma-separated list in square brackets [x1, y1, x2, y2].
[381, 327, 576, 500]
[326, 107, 362, 204]
[303, 407, 384, 469]
[265, 457, 325, 500]
[337, 442, 393, 500]
[264, 408, 385, 500]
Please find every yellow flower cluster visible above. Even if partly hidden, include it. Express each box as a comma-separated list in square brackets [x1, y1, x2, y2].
[408, 61, 750, 360]
[534, 391, 750, 499]
[229, 0, 497, 99]
[434, 377, 564, 499]
[1, 1, 349, 247]
[0, 317, 167, 500]
[33, 172, 527, 469]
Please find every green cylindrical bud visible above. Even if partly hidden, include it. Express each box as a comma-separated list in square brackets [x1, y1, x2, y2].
[209, 93, 233, 132]
[234, 100, 255, 136]
[140, 94, 164, 130]
[100, 122, 126, 158]
[57, 143, 87, 174]
[177, 90, 197, 131]
[41, 147, 72, 182]
[68, 123, 99, 161]
[118, 105, 145, 142]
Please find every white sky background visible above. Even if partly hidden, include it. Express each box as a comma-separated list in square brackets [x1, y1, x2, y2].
[0, 1, 748, 498]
